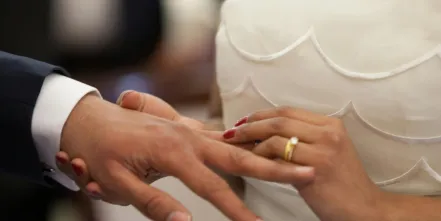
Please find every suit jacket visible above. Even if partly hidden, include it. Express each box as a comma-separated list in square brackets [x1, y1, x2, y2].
[0, 0, 162, 186]
[0, 51, 68, 185]
[0, 0, 163, 187]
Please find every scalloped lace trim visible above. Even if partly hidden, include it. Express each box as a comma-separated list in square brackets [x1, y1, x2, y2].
[376, 157, 441, 186]
[244, 156, 441, 194]
[221, 76, 441, 143]
[222, 23, 441, 80]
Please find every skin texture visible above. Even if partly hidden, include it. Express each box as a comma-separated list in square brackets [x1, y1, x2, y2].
[61, 92, 441, 221]
[223, 107, 384, 221]
[223, 107, 441, 221]
[56, 91, 314, 221]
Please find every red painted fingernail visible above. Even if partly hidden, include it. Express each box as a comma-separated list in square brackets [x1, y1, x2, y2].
[56, 155, 67, 164]
[89, 191, 101, 199]
[72, 164, 83, 176]
[223, 129, 236, 139]
[234, 116, 248, 127]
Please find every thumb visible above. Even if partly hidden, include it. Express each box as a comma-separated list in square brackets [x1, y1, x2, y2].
[115, 169, 191, 221]
[117, 90, 204, 129]
[117, 90, 179, 120]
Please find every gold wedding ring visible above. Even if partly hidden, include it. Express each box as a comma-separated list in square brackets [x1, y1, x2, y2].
[284, 137, 299, 161]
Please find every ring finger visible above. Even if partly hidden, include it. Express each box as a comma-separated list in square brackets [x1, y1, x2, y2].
[224, 118, 323, 144]
[253, 136, 320, 166]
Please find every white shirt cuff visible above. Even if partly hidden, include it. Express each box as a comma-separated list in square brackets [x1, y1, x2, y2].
[31, 74, 101, 190]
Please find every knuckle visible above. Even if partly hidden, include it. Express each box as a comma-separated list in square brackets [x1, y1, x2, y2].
[248, 111, 262, 121]
[228, 149, 252, 170]
[270, 117, 288, 132]
[329, 118, 346, 131]
[173, 122, 191, 133]
[199, 179, 230, 200]
[138, 194, 166, 217]
[266, 136, 283, 151]
[276, 106, 295, 117]
[319, 129, 345, 146]
[160, 124, 194, 152]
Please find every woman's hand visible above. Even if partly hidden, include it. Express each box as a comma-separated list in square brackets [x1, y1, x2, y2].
[223, 106, 386, 221]
[56, 94, 315, 208]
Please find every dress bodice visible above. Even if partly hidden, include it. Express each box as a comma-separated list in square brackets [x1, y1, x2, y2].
[216, 0, 441, 220]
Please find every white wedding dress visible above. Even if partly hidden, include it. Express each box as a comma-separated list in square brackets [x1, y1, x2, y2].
[216, 0, 441, 220]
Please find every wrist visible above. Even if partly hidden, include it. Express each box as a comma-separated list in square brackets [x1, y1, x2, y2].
[60, 93, 106, 155]
[371, 190, 396, 221]
[344, 187, 390, 221]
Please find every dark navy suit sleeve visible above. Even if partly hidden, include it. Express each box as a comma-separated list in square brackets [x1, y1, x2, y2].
[0, 51, 69, 185]
[0, 0, 163, 186]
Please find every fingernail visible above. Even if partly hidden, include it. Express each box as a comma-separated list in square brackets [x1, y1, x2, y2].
[116, 90, 134, 105]
[56, 155, 67, 164]
[257, 217, 264, 221]
[296, 166, 314, 174]
[72, 164, 83, 176]
[88, 191, 101, 199]
[234, 116, 248, 127]
[166, 211, 191, 221]
[223, 128, 236, 139]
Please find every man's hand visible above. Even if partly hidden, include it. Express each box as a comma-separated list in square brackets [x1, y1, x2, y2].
[58, 93, 314, 221]
[57, 90, 224, 201]
[115, 90, 205, 130]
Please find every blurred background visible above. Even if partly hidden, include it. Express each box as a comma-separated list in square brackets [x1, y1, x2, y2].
[0, 0, 229, 220]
